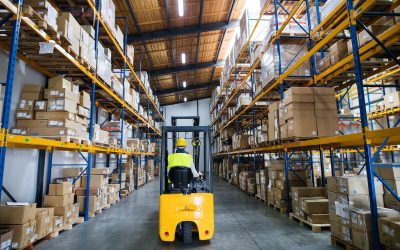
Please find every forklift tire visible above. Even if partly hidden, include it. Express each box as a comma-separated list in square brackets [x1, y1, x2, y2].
[182, 222, 192, 244]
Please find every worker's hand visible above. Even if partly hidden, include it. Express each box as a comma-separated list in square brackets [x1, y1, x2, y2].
[199, 171, 204, 176]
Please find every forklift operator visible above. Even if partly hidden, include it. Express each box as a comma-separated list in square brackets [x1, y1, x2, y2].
[167, 138, 200, 178]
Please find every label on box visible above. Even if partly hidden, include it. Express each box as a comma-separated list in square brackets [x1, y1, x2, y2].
[12, 242, 18, 249]
[35, 101, 46, 110]
[50, 90, 59, 96]
[39, 41, 55, 54]
[59, 130, 65, 135]
[1, 239, 11, 249]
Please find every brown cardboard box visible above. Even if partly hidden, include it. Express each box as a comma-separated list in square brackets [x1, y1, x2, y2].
[330, 221, 352, 243]
[71, 203, 79, 219]
[329, 41, 349, 64]
[22, 84, 42, 93]
[314, 102, 337, 117]
[75, 187, 101, 196]
[35, 208, 54, 239]
[90, 168, 110, 175]
[21, 91, 42, 100]
[318, 54, 331, 71]
[48, 182, 73, 195]
[277, 170, 306, 181]
[327, 176, 339, 193]
[283, 102, 315, 121]
[352, 228, 373, 250]
[75, 115, 87, 125]
[43, 193, 74, 207]
[280, 123, 287, 139]
[48, 76, 72, 90]
[292, 187, 327, 205]
[53, 216, 63, 232]
[275, 180, 305, 190]
[337, 176, 384, 195]
[16, 119, 47, 128]
[286, 116, 317, 138]
[317, 116, 339, 137]
[54, 205, 73, 225]
[307, 214, 329, 224]
[29, 127, 75, 137]
[47, 98, 77, 113]
[35, 111, 75, 121]
[18, 99, 34, 111]
[359, 25, 389, 47]
[283, 87, 314, 105]
[81, 175, 106, 188]
[44, 88, 79, 103]
[384, 91, 400, 109]
[302, 198, 329, 214]
[0, 220, 36, 249]
[0, 204, 36, 225]
[62, 167, 82, 177]
[351, 207, 400, 232]
[80, 91, 91, 109]
[112, 173, 126, 182]
[266, 160, 286, 171]
[376, 166, 400, 180]
[378, 216, 400, 249]
[77, 196, 101, 213]
[0, 229, 12, 250]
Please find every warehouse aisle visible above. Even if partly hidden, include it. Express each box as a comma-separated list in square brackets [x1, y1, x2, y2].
[38, 176, 338, 250]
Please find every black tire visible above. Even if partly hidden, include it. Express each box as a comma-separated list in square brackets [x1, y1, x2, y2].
[182, 222, 192, 244]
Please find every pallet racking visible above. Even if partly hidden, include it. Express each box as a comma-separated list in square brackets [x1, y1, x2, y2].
[211, 0, 400, 248]
[0, 0, 163, 221]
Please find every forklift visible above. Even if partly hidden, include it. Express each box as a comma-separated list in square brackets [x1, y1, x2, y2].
[159, 125, 214, 243]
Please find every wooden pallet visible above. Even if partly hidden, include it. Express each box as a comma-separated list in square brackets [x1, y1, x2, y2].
[289, 213, 330, 233]
[33, 135, 90, 145]
[281, 137, 317, 143]
[22, 5, 60, 41]
[273, 205, 288, 214]
[331, 235, 362, 250]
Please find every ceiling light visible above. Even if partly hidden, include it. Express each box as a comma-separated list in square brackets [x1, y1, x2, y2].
[178, 0, 184, 16]
[181, 53, 186, 64]
[183, 81, 186, 88]
[184, 97, 187, 102]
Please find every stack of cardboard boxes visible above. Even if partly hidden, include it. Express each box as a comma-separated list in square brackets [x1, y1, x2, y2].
[106, 184, 120, 205]
[378, 215, 400, 249]
[266, 160, 306, 211]
[291, 187, 329, 224]
[239, 171, 255, 193]
[232, 133, 250, 149]
[147, 159, 155, 182]
[13, 77, 90, 140]
[0, 204, 36, 249]
[327, 176, 388, 248]
[24, 0, 58, 31]
[0, 229, 12, 250]
[256, 169, 268, 201]
[44, 182, 78, 228]
[78, 168, 110, 214]
[384, 91, 400, 110]
[35, 207, 54, 240]
[135, 164, 147, 187]
[376, 166, 400, 211]
[122, 161, 135, 192]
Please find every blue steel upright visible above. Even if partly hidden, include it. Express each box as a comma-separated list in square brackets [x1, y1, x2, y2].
[84, 0, 101, 221]
[0, 0, 24, 201]
[346, 0, 380, 247]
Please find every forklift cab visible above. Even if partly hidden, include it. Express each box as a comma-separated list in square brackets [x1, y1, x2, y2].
[159, 126, 214, 243]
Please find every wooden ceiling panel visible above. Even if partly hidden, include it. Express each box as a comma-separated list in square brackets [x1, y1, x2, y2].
[130, 0, 166, 32]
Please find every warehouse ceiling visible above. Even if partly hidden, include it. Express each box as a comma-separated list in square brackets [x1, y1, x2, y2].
[114, 0, 247, 106]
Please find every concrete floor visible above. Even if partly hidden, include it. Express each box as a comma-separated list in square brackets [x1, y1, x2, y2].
[38, 176, 339, 250]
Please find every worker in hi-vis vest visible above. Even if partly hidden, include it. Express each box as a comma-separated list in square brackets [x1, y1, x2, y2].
[167, 137, 200, 178]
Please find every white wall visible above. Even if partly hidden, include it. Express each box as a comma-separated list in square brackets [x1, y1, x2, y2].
[0, 51, 117, 203]
[163, 98, 211, 172]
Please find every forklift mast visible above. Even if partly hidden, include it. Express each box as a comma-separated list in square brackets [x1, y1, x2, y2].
[171, 116, 200, 171]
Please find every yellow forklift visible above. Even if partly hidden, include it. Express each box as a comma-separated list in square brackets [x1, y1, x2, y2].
[159, 125, 214, 243]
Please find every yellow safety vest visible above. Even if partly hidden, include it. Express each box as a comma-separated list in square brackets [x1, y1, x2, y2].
[167, 153, 192, 171]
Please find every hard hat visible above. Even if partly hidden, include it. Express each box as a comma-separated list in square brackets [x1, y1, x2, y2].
[176, 138, 187, 147]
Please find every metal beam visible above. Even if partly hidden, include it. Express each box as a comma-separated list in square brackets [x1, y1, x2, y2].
[150, 61, 224, 77]
[127, 21, 240, 43]
[162, 96, 211, 106]
[157, 81, 219, 95]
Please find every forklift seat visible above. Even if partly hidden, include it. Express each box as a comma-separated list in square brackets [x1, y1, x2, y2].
[168, 167, 193, 194]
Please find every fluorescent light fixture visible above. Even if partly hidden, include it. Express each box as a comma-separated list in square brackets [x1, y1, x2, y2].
[178, 0, 184, 16]
[183, 81, 187, 88]
[184, 97, 187, 102]
[181, 53, 186, 64]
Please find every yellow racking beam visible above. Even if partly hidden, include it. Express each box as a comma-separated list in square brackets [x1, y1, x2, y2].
[86, 0, 164, 122]
[0, 0, 160, 135]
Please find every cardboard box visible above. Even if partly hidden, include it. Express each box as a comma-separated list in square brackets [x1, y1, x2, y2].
[44, 88, 79, 103]
[283, 87, 314, 105]
[62, 167, 82, 177]
[76, 196, 101, 213]
[329, 41, 349, 64]
[384, 91, 400, 109]
[317, 116, 339, 137]
[0, 229, 12, 250]
[34, 100, 47, 111]
[302, 198, 329, 214]
[0, 203, 36, 225]
[22, 84, 41, 93]
[16, 119, 47, 128]
[283, 102, 315, 121]
[307, 214, 329, 224]
[337, 176, 384, 195]
[378, 216, 400, 249]
[330, 221, 352, 243]
[53, 216, 63, 232]
[376, 166, 400, 180]
[35, 111, 75, 121]
[53, 205, 73, 225]
[35, 208, 54, 239]
[18, 99, 35, 111]
[48, 76, 72, 90]
[351, 207, 400, 232]
[352, 228, 373, 250]
[327, 176, 339, 193]
[280, 123, 287, 139]
[16, 110, 34, 119]
[48, 182, 73, 195]
[81, 175, 105, 188]
[89, 168, 109, 175]
[21, 91, 41, 100]
[287, 116, 317, 138]
[75, 187, 101, 196]
[29, 127, 75, 137]
[47, 98, 77, 113]
[0, 220, 36, 249]
[80, 91, 91, 109]
[43, 193, 74, 207]
[77, 105, 89, 118]
[71, 203, 79, 219]
[111, 173, 126, 182]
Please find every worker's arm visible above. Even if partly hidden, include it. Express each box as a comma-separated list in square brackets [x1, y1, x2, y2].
[190, 160, 200, 178]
